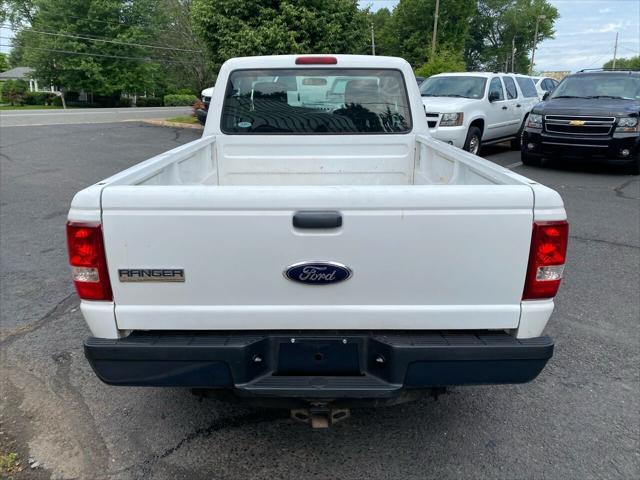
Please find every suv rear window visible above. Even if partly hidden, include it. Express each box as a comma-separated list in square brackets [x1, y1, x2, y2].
[516, 77, 539, 98]
[221, 69, 412, 134]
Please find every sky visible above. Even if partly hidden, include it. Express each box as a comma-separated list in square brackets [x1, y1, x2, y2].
[2, 1, 639, 73]
[361, 0, 639, 72]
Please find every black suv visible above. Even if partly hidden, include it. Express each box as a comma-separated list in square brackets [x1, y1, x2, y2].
[521, 70, 640, 174]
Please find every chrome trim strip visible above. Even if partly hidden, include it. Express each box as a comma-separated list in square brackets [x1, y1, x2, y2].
[545, 115, 616, 122]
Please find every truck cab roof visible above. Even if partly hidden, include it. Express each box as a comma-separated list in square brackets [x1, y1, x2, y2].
[220, 54, 412, 70]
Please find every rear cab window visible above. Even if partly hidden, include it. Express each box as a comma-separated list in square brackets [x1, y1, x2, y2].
[516, 77, 539, 98]
[221, 68, 412, 134]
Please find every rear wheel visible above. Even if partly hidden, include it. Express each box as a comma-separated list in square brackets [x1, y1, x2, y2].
[463, 126, 482, 155]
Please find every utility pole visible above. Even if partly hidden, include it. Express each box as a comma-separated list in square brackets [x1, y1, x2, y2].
[431, 0, 440, 57]
[612, 32, 618, 69]
[371, 23, 376, 56]
[512, 37, 516, 72]
[529, 15, 546, 75]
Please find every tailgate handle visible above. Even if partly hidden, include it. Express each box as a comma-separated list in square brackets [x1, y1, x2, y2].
[293, 211, 342, 229]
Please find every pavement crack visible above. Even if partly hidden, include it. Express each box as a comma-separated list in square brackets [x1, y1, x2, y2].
[130, 409, 289, 479]
[50, 349, 111, 474]
[171, 127, 184, 143]
[0, 291, 77, 344]
[159, 409, 288, 459]
[614, 178, 639, 200]
[570, 235, 640, 250]
[0, 151, 15, 162]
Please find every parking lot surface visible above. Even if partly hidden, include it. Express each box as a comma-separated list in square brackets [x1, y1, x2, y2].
[1, 122, 638, 479]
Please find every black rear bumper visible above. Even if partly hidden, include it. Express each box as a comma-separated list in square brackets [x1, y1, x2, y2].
[84, 331, 553, 399]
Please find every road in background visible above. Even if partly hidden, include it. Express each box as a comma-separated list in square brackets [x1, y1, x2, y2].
[0, 107, 192, 127]
[1, 122, 638, 479]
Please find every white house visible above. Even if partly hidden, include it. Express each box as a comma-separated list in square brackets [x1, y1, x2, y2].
[0, 66, 56, 92]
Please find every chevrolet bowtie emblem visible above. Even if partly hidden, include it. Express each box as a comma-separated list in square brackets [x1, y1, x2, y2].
[569, 120, 585, 126]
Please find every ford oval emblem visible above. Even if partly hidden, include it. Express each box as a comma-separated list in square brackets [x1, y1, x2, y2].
[284, 261, 352, 285]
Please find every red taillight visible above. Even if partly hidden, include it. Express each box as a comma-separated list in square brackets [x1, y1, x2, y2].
[295, 56, 338, 65]
[522, 220, 569, 300]
[66, 222, 112, 301]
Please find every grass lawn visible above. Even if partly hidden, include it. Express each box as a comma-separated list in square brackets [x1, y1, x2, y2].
[166, 115, 199, 124]
[0, 104, 66, 110]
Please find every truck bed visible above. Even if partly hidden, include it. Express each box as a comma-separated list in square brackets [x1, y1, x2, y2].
[96, 134, 533, 187]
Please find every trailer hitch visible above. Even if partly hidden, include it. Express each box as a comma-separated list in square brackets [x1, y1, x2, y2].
[291, 403, 350, 429]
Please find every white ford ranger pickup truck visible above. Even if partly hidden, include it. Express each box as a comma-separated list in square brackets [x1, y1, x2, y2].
[68, 55, 568, 420]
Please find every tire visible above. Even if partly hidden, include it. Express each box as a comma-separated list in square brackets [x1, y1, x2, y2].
[463, 126, 482, 155]
[521, 146, 541, 166]
[630, 153, 640, 175]
[510, 117, 527, 150]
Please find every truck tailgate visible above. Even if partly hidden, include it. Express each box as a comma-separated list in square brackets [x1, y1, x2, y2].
[101, 185, 533, 331]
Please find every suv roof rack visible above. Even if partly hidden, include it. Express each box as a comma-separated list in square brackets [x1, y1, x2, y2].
[576, 68, 639, 73]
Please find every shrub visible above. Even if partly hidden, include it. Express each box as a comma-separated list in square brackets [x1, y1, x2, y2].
[136, 96, 163, 107]
[166, 87, 197, 96]
[415, 47, 467, 78]
[1, 80, 28, 105]
[24, 91, 57, 105]
[116, 97, 132, 107]
[52, 95, 63, 106]
[176, 88, 197, 96]
[164, 94, 199, 106]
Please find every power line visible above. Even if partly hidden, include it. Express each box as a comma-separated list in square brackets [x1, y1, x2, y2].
[619, 45, 640, 54]
[1, 24, 201, 53]
[0, 39, 200, 65]
[57, 13, 156, 29]
[3, 13, 159, 29]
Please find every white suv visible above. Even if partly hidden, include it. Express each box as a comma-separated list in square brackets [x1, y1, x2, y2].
[531, 76, 559, 99]
[420, 72, 540, 154]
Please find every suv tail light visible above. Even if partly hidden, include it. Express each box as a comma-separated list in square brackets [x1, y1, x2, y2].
[66, 222, 112, 301]
[522, 221, 569, 300]
[295, 56, 337, 65]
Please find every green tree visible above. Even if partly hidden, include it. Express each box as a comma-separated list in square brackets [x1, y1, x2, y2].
[16, 0, 166, 102]
[7, 29, 28, 68]
[0, 0, 36, 25]
[1, 79, 28, 105]
[155, 0, 217, 93]
[603, 56, 640, 70]
[0, 53, 8, 72]
[465, 0, 559, 73]
[191, 0, 370, 69]
[369, 8, 396, 57]
[382, 0, 476, 68]
[415, 45, 466, 77]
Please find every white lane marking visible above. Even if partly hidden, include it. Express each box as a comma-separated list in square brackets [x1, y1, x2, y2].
[0, 108, 188, 117]
[505, 161, 523, 169]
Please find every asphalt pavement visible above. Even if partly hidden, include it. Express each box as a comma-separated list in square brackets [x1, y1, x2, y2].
[0, 107, 192, 127]
[0, 121, 638, 479]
